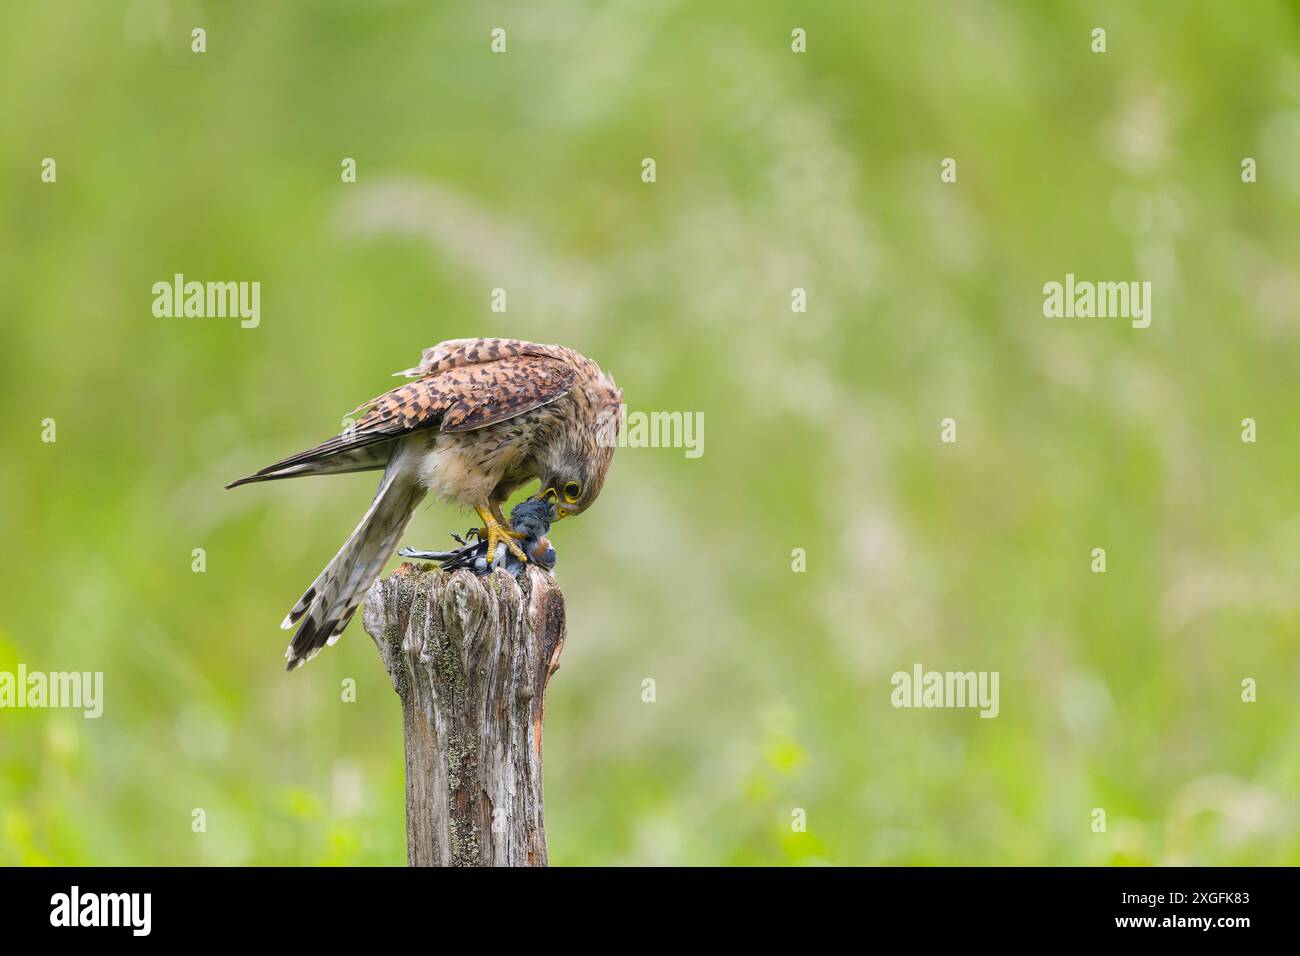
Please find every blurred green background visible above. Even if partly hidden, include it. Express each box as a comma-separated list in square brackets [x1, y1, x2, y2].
[2, 0, 1298, 866]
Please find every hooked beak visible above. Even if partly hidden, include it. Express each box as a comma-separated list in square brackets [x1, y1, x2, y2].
[530, 487, 565, 522]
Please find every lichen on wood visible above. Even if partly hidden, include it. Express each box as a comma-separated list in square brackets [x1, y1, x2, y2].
[362, 562, 566, 866]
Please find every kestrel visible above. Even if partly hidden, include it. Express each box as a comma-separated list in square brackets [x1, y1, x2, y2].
[226, 338, 622, 670]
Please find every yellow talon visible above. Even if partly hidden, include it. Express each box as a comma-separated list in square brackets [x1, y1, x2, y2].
[475, 505, 528, 562]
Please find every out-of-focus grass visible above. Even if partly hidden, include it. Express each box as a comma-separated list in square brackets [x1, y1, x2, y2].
[1, 0, 1297, 865]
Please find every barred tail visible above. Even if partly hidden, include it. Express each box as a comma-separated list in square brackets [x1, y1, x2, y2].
[282, 448, 425, 670]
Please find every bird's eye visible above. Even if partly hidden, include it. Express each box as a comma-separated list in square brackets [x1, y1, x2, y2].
[563, 481, 582, 501]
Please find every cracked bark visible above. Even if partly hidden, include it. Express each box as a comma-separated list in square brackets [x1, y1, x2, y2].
[362, 562, 566, 866]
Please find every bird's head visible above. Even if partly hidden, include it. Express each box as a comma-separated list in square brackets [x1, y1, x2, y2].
[531, 372, 622, 522]
[533, 442, 614, 521]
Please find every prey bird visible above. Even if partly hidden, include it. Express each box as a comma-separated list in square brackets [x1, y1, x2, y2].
[226, 338, 622, 670]
[399, 498, 558, 577]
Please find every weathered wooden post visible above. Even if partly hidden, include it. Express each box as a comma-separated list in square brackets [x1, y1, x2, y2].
[362, 562, 567, 866]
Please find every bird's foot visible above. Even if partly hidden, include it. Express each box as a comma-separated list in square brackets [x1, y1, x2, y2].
[475, 506, 528, 562]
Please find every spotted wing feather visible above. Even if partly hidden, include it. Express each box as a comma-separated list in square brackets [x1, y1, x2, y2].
[226, 351, 575, 488]
[394, 338, 571, 379]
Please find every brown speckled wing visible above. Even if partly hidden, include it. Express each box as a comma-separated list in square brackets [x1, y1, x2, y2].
[394, 338, 571, 379]
[231, 348, 577, 486]
[354, 353, 575, 436]
[438, 355, 575, 432]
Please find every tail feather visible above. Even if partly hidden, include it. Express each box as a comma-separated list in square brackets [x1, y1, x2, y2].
[283, 448, 426, 670]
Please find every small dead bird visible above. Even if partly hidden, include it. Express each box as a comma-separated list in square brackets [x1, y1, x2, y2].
[399, 499, 557, 578]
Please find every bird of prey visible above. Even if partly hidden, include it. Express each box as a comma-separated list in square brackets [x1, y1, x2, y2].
[226, 338, 622, 670]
